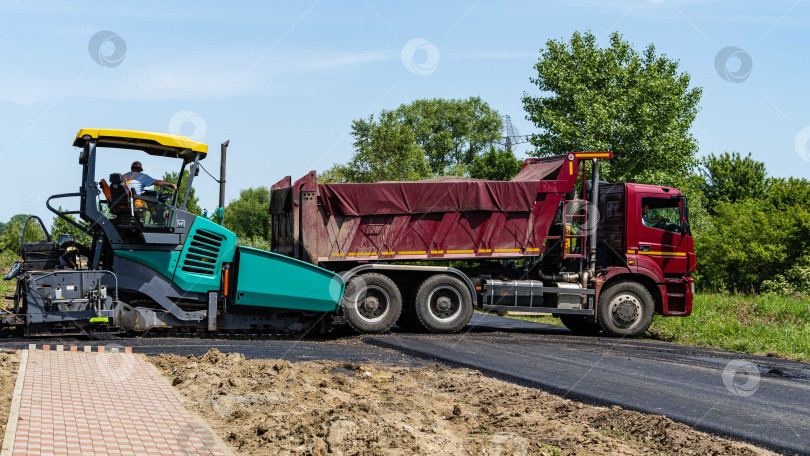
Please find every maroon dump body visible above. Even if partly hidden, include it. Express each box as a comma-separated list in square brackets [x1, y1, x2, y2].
[270, 153, 609, 266]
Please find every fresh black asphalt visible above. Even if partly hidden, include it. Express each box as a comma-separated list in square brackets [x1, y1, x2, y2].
[371, 314, 810, 455]
[0, 313, 806, 454]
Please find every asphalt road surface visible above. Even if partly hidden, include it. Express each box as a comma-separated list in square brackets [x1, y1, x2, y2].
[0, 313, 807, 454]
[371, 314, 810, 455]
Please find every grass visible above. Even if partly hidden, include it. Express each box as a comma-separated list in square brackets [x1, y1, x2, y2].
[650, 293, 810, 362]
[482, 311, 560, 326]
[487, 293, 810, 363]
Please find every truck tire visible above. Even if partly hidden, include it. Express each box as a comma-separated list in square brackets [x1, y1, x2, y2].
[342, 273, 402, 334]
[414, 274, 473, 334]
[597, 281, 654, 337]
[559, 315, 602, 335]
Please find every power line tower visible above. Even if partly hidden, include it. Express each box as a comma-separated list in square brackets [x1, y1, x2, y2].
[494, 115, 531, 149]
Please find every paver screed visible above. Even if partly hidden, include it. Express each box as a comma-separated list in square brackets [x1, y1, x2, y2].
[3, 349, 231, 456]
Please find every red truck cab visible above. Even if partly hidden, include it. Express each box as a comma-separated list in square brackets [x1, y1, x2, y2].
[597, 183, 695, 317]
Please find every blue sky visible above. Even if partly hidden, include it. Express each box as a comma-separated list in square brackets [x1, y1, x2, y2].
[2, 0, 810, 222]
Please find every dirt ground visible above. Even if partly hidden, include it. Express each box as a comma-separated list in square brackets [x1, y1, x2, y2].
[0, 352, 19, 449]
[152, 349, 775, 456]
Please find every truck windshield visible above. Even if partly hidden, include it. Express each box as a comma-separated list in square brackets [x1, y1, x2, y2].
[641, 197, 681, 232]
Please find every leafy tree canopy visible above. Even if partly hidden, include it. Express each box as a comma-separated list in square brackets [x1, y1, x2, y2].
[223, 187, 272, 240]
[469, 147, 523, 180]
[0, 215, 47, 254]
[322, 97, 503, 183]
[522, 31, 702, 182]
[50, 208, 91, 245]
[164, 170, 201, 215]
[696, 198, 810, 293]
[699, 152, 767, 211]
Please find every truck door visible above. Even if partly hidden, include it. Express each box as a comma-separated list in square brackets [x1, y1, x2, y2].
[633, 192, 688, 276]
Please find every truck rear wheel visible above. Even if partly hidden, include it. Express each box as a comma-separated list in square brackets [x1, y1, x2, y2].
[597, 281, 654, 337]
[343, 273, 402, 334]
[559, 315, 602, 335]
[414, 274, 473, 334]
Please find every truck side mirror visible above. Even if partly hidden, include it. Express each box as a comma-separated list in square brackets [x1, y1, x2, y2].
[681, 221, 690, 235]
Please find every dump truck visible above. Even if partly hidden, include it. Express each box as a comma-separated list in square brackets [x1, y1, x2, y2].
[2, 129, 344, 336]
[270, 152, 696, 337]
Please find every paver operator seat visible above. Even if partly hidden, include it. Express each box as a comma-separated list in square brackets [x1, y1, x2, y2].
[108, 173, 141, 232]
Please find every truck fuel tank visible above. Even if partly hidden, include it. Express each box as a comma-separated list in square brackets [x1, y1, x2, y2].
[483, 280, 545, 308]
[482, 280, 586, 310]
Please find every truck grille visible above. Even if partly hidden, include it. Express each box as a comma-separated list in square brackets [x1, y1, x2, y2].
[182, 229, 224, 275]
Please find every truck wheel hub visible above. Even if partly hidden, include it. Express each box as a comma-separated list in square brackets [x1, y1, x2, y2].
[436, 296, 452, 312]
[611, 294, 640, 324]
[362, 296, 380, 313]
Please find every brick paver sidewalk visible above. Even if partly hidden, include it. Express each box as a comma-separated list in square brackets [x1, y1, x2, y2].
[2, 348, 231, 456]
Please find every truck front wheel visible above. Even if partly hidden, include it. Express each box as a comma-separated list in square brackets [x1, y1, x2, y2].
[597, 281, 654, 337]
[414, 274, 473, 333]
[343, 273, 402, 333]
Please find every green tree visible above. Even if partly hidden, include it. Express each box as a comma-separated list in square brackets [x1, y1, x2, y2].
[50, 208, 91, 245]
[398, 97, 503, 175]
[522, 31, 702, 182]
[323, 97, 503, 183]
[163, 170, 201, 214]
[699, 152, 767, 211]
[765, 177, 810, 212]
[469, 147, 523, 180]
[325, 110, 431, 183]
[0, 215, 47, 254]
[223, 187, 272, 241]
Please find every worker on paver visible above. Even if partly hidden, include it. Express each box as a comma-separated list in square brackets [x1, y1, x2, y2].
[122, 160, 176, 195]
